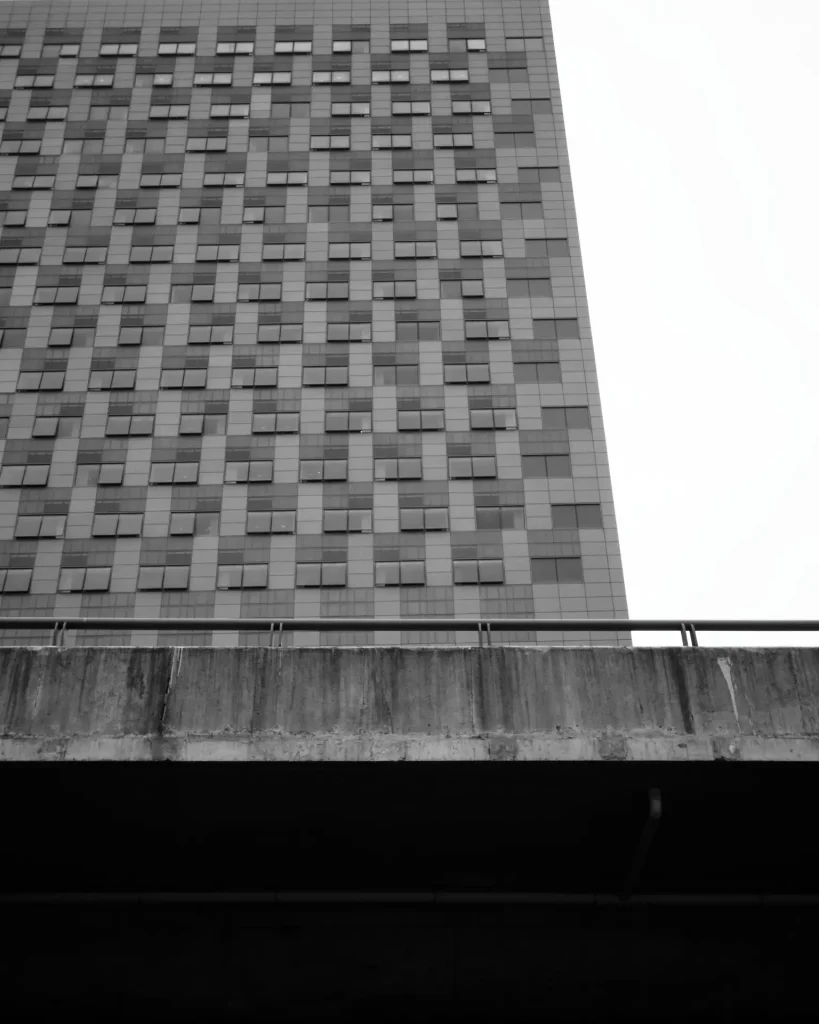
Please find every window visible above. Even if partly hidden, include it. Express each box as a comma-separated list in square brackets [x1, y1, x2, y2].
[139, 172, 181, 187]
[372, 70, 409, 84]
[374, 458, 422, 481]
[89, 368, 136, 390]
[203, 172, 245, 187]
[224, 460, 274, 483]
[375, 561, 426, 586]
[392, 169, 434, 184]
[156, 43, 196, 56]
[391, 39, 427, 52]
[322, 509, 372, 533]
[14, 515, 66, 539]
[507, 278, 552, 299]
[26, 108, 67, 122]
[531, 557, 583, 583]
[311, 135, 350, 150]
[460, 240, 503, 258]
[449, 38, 486, 52]
[266, 171, 307, 186]
[513, 362, 561, 384]
[13, 174, 55, 188]
[0, 44, 22, 58]
[179, 414, 226, 436]
[501, 202, 545, 220]
[448, 456, 497, 479]
[75, 173, 118, 189]
[441, 280, 484, 299]
[330, 170, 371, 185]
[30, 415, 79, 441]
[306, 282, 350, 301]
[328, 242, 370, 260]
[327, 322, 371, 342]
[0, 140, 40, 155]
[47, 209, 73, 226]
[89, 105, 129, 121]
[397, 410, 444, 431]
[443, 363, 490, 384]
[309, 204, 349, 223]
[17, 370, 64, 392]
[464, 319, 509, 339]
[0, 419, 8, 440]
[395, 321, 440, 341]
[231, 367, 278, 388]
[262, 243, 305, 261]
[519, 166, 561, 184]
[521, 454, 572, 478]
[430, 69, 469, 83]
[373, 281, 416, 300]
[0, 569, 32, 593]
[149, 462, 200, 485]
[247, 510, 297, 534]
[42, 43, 80, 57]
[552, 504, 603, 529]
[399, 507, 449, 531]
[210, 103, 249, 118]
[251, 412, 299, 433]
[105, 414, 154, 436]
[324, 411, 371, 432]
[58, 246, 108, 266]
[217, 564, 269, 589]
[254, 71, 292, 85]
[488, 68, 529, 84]
[511, 99, 552, 116]
[332, 40, 369, 54]
[0, 327, 26, 346]
[137, 565, 190, 590]
[299, 459, 347, 482]
[91, 513, 143, 537]
[194, 72, 233, 86]
[476, 506, 525, 530]
[437, 202, 477, 221]
[243, 205, 285, 224]
[295, 563, 348, 588]
[258, 323, 303, 344]
[187, 324, 233, 344]
[372, 133, 412, 150]
[34, 287, 78, 305]
[169, 512, 220, 536]
[14, 74, 55, 88]
[496, 132, 536, 150]
[63, 138, 104, 155]
[151, 73, 174, 86]
[455, 168, 497, 183]
[185, 138, 227, 158]
[48, 326, 93, 349]
[302, 365, 348, 386]
[373, 202, 414, 221]
[118, 325, 164, 346]
[129, 245, 173, 264]
[195, 244, 240, 262]
[75, 463, 125, 486]
[374, 364, 419, 386]
[114, 207, 157, 225]
[313, 71, 351, 85]
[74, 73, 113, 87]
[178, 207, 220, 225]
[470, 408, 517, 430]
[451, 100, 491, 116]
[159, 368, 207, 389]
[58, 567, 112, 593]
[453, 559, 504, 584]
[171, 284, 215, 303]
[542, 406, 592, 430]
[433, 133, 473, 148]
[216, 41, 254, 55]
[238, 283, 282, 302]
[394, 241, 437, 259]
[0, 464, 50, 487]
[331, 101, 369, 116]
[274, 41, 312, 54]
[391, 101, 430, 115]
[102, 285, 147, 304]
[524, 238, 569, 258]
[148, 104, 189, 119]
[0, 248, 40, 265]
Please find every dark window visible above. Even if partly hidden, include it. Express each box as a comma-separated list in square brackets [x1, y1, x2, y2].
[531, 557, 584, 584]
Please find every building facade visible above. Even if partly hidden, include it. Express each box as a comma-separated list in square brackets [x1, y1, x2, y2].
[0, 0, 627, 646]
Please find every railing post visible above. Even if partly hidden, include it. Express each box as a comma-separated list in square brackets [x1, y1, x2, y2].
[688, 623, 699, 647]
[680, 624, 689, 647]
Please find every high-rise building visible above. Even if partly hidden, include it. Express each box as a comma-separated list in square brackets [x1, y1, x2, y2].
[0, 0, 627, 646]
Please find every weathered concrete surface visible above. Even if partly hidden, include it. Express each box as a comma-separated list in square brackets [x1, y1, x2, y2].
[0, 646, 818, 760]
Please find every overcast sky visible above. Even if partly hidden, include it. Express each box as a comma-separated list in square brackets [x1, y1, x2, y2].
[549, 0, 819, 645]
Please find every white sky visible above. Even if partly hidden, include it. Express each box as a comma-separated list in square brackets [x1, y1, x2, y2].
[549, 0, 819, 646]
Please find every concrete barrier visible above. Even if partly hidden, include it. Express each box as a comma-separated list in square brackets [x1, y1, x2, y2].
[1, 646, 817, 760]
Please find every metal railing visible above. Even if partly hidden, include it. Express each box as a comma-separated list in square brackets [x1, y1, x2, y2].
[1, 616, 818, 647]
